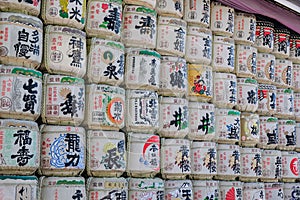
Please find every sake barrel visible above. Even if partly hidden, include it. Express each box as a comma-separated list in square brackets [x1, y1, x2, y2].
[256, 53, 276, 84]
[0, 0, 40, 16]
[273, 27, 290, 59]
[128, 178, 164, 200]
[0, 65, 42, 121]
[240, 147, 262, 182]
[215, 109, 240, 145]
[156, 0, 184, 18]
[86, 38, 125, 86]
[257, 84, 277, 115]
[161, 138, 191, 179]
[243, 183, 265, 200]
[122, 5, 157, 49]
[159, 56, 187, 97]
[124, 48, 161, 90]
[255, 20, 274, 53]
[0, 12, 43, 69]
[236, 78, 258, 112]
[0, 119, 39, 175]
[188, 102, 215, 141]
[41, 0, 86, 30]
[86, 0, 122, 40]
[294, 92, 300, 121]
[83, 84, 125, 130]
[188, 64, 213, 102]
[156, 16, 187, 57]
[191, 141, 217, 179]
[39, 125, 85, 176]
[210, 1, 234, 37]
[212, 35, 235, 72]
[0, 176, 38, 199]
[165, 180, 193, 200]
[234, 12, 256, 45]
[293, 63, 300, 92]
[275, 88, 294, 119]
[213, 72, 237, 109]
[40, 176, 86, 200]
[42, 74, 85, 126]
[192, 180, 219, 200]
[261, 150, 282, 182]
[219, 181, 243, 200]
[289, 33, 300, 64]
[281, 151, 299, 182]
[283, 183, 300, 199]
[235, 44, 257, 78]
[216, 144, 240, 180]
[184, 0, 210, 28]
[87, 177, 128, 200]
[264, 183, 284, 200]
[240, 112, 260, 147]
[274, 59, 293, 88]
[296, 123, 300, 152]
[277, 119, 296, 151]
[258, 116, 278, 150]
[43, 25, 87, 78]
[158, 97, 189, 138]
[127, 133, 160, 177]
[126, 90, 159, 133]
[86, 130, 126, 177]
[185, 26, 212, 65]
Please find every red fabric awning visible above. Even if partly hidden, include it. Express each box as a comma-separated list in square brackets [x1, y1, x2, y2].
[218, 0, 300, 34]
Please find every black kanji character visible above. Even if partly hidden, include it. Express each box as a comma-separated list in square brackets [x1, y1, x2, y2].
[11, 146, 33, 166]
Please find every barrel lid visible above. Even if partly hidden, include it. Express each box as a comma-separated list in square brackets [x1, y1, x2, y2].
[187, 26, 212, 35]
[0, 176, 37, 181]
[87, 130, 124, 140]
[46, 25, 86, 37]
[87, 177, 127, 190]
[0, 119, 38, 130]
[128, 178, 164, 190]
[158, 16, 187, 27]
[40, 125, 85, 133]
[165, 180, 192, 189]
[159, 96, 188, 105]
[161, 56, 186, 63]
[215, 109, 240, 116]
[258, 84, 277, 90]
[44, 74, 85, 85]
[87, 84, 125, 95]
[126, 90, 158, 99]
[237, 78, 258, 84]
[188, 101, 214, 109]
[191, 141, 216, 148]
[128, 132, 159, 142]
[89, 0, 122, 4]
[259, 116, 278, 122]
[124, 5, 156, 16]
[90, 38, 125, 51]
[126, 48, 161, 59]
[0, 66, 42, 79]
[41, 176, 85, 186]
[213, 35, 235, 44]
[0, 12, 43, 29]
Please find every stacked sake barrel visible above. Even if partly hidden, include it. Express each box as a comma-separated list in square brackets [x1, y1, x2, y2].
[1, 0, 300, 199]
[0, 0, 88, 197]
[38, 0, 90, 197]
[0, 1, 43, 199]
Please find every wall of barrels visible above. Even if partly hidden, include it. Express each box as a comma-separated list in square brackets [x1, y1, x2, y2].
[0, 0, 300, 199]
